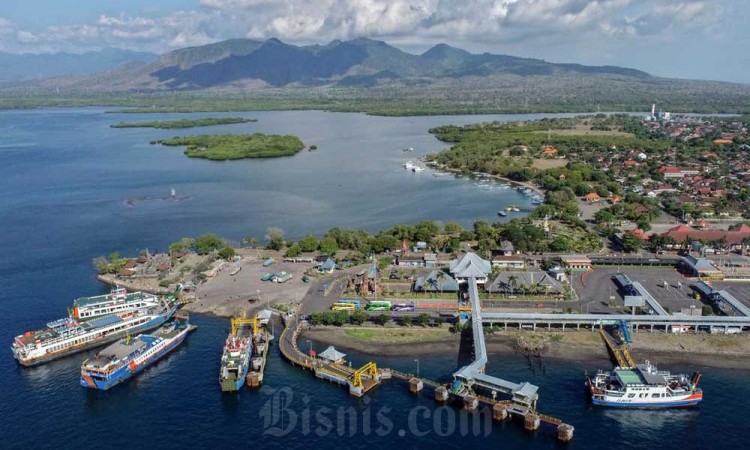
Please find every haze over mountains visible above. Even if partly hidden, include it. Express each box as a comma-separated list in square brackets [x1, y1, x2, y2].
[0, 48, 157, 81]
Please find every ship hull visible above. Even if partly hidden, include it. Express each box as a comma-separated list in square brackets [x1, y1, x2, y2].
[80, 328, 189, 390]
[16, 312, 174, 367]
[591, 395, 702, 408]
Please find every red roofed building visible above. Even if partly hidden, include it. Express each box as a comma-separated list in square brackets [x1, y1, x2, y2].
[659, 166, 683, 178]
[662, 224, 750, 249]
[627, 229, 651, 240]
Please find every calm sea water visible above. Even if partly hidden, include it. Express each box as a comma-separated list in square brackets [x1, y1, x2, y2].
[0, 108, 746, 449]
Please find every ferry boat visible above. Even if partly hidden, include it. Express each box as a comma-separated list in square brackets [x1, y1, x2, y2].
[586, 361, 703, 408]
[12, 300, 176, 367]
[220, 318, 254, 392]
[71, 287, 161, 321]
[79, 314, 192, 390]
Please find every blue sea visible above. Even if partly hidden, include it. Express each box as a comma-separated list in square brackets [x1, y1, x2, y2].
[0, 108, 746, 449]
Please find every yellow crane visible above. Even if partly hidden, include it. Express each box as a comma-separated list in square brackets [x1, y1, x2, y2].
[351, 362, 379, 388]
[231, 316, 258, 336]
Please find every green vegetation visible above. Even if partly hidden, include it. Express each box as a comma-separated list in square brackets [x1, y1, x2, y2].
[217, 247, 236, 260]
[93, 252, 131, 274]
[111, 117, 256, 129]
[154, 133, 304, 160]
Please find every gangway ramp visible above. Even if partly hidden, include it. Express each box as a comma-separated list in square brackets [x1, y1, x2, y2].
[452, 277, 539, 415]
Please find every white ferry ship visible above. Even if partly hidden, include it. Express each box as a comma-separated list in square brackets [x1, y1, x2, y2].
[71, 287, 161, 321]
[12, 300, 175, 367]
[586, 361, 703, 408]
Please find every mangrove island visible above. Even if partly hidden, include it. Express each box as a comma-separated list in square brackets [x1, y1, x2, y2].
[111, 117, 256, 129]
[153, 133, 305, 160]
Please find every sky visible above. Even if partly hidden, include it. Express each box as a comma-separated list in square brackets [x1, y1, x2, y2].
[0, 0, 748, 83]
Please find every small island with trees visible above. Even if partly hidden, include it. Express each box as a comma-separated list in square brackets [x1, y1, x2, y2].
[153, 133, 305, 160]
[111, 117, 256, 129]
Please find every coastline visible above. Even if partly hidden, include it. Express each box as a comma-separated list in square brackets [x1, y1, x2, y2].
[426, 161, 547, 197]
[301, 326, 750, 370]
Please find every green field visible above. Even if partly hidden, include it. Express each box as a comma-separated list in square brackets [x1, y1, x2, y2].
[155, 133, 305, 160]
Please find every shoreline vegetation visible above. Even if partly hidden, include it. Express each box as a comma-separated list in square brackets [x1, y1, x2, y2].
[1, 94, 748, 117]
[301, 326, 750, 369]
[153, 133, 305, 160]
[111, 117, 256, 129]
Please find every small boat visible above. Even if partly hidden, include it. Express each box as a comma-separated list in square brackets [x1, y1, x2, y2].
[261, 273, 273, 282]
[402, 147, 414, 152]
[497, 211, 507, 217]
[79, 314, 193, 390]
[587, 361, 703, 408]
[412, 166, 425, 172]
[262, 258, 274, 267]
[403, 161, 416, 170]
[274, 271, 293, 283]
[229, 265, 242, 276]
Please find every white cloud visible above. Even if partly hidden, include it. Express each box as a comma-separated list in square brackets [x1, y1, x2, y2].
[0, 0, 733, 55]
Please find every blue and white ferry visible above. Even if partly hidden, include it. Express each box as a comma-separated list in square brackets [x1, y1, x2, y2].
[80, 314, 192, 390]
[587, 361, 703, 408]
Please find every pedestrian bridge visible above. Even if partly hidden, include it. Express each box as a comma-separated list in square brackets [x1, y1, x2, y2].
[452, 277, 539, 416]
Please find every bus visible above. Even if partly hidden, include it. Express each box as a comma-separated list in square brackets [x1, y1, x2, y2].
[339, 299, 361, 308]
[365, 301, 392, 311]
[331, 302, 357, 311]
[391, 302, 415, 312]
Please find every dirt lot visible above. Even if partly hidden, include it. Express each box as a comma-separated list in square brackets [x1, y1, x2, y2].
[184, 249, 313, 317]
[531, 158, 568, 170]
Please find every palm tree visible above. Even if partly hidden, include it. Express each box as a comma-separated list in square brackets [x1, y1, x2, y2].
[507, 275, 519, 295]
[435, 270, 448, 296]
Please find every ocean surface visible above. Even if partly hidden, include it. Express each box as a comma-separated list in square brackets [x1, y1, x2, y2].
[0, 108, 746, 449]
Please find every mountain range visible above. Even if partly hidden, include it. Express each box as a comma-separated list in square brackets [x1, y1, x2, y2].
[3, 38, 653, 91]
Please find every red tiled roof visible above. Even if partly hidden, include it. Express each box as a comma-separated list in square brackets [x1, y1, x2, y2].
[662, 225, 750, 245]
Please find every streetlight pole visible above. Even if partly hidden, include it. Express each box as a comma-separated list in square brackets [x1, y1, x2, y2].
[414, 358, 419, 378]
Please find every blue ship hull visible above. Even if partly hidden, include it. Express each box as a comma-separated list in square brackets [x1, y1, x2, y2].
[80, 328, 187, 390]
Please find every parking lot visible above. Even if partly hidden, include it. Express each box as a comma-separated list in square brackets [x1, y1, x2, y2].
[574, 267, 702, 314]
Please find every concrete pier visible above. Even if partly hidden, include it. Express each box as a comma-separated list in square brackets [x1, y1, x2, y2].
[409, 378, 424, 394]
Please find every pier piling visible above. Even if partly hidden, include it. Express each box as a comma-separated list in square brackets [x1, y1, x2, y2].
[492, 404, 509, 421]
[409, 378, 424, 394]
[524, 414, 541, 431]
[463, 396, 479, 412]
[434, 386, 449, 402]
[557, 423, 575, 442]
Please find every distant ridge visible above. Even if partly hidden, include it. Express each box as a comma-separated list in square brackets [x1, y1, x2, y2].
[0, 48, 157, 81]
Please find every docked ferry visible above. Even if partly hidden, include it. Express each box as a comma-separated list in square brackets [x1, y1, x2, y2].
[12, 300, 175, 367]
[71, 287, 161, 321]
[586, 361, 703, 408]
[219, 318, 253, 392]
[80, 314, 192, 390]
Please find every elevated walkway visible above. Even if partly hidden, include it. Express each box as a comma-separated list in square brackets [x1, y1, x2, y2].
[630, 282, 669, 316]
[452, 277, 539, 416]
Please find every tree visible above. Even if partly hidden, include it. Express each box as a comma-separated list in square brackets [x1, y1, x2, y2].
[416, 313, 431, 327]
[374, 313, 390, 326]
[444, 222, 463, 236]
[241, 236, 259, 248]
[217, 247, 236, 260]
[507, 275, 519, 294]
[621, 233, 643, 253]
[435, 270, 448, 295]
[549, 235, 573, 252]
[636, 218, 651, 232]
[194, 234, 224, 255]
[265, 227, 285, 251]
[284, 243, 302, 257]
[298, 234, 319, 252]
[319, 236, 339, 255]
[350, 311, 368, 325]
[399, 315, 413, 327]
